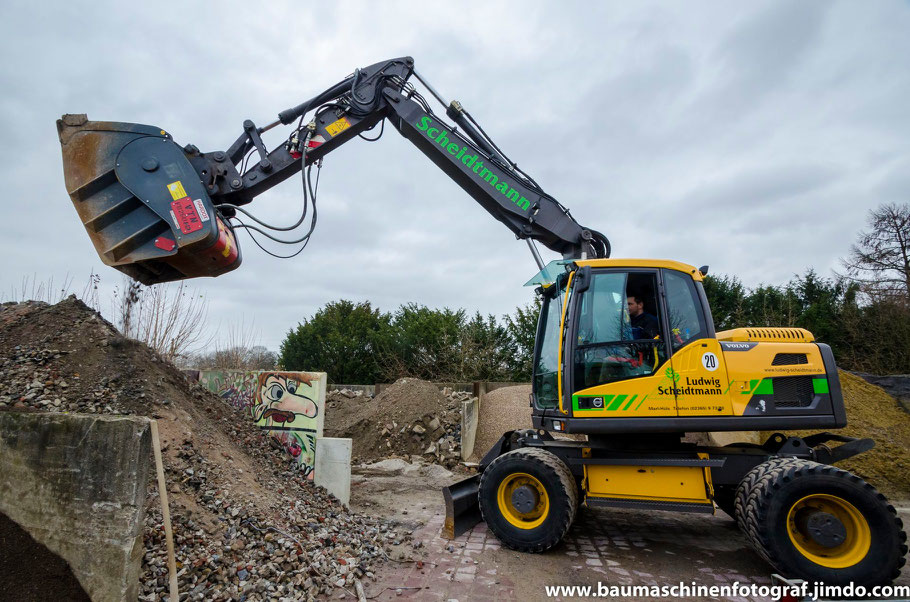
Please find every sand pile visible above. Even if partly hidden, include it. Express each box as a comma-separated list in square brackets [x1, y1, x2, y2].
[468, 385, 534, 462]
[0, 298, 412, 600]
[764, 370, 910, 500]
[323, 378, 463, 466]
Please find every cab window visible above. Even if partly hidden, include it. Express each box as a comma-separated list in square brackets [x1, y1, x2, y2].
[663, 269, 708, 350]
[533, 286, 565, 409]
[572, 271, 665, 391]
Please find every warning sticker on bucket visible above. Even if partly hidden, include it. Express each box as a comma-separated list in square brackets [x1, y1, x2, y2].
[192, 199, 211, 222]
[170, 197, 204, 234]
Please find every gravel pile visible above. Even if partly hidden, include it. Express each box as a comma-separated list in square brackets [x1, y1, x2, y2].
[0, 298, 413, 601]
[324, 378, 466, 468]
[467, 385, 533, 463]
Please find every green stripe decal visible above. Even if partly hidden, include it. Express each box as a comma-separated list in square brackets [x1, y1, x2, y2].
[606, 395, 626, 411]
[634, 395, 647, 411]
[621, 395, 637, 411]
[813, 378, 829, 395]
[753, 379, 774, 395]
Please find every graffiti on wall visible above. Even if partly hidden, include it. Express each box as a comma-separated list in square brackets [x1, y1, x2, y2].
[198, 370, 325, 479]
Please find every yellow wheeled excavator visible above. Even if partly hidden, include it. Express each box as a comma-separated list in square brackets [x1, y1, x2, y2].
[56, 56, 906, 587]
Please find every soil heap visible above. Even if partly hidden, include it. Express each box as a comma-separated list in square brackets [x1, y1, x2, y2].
[0, 298, 412, 600]
[467, 385, 534, 463]
[324, 378, 464, 466]
[764, 370, 910, 500]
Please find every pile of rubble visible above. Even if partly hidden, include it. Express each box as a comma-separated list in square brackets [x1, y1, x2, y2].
[0, 299, 414, 600]
[324, 378, 469, 468]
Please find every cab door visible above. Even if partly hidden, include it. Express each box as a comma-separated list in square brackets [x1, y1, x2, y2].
[566, 268, 677, 419]
[660, 269, 733, 416]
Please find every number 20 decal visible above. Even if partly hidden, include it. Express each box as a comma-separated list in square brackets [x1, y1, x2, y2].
[702, 352, 719, 371]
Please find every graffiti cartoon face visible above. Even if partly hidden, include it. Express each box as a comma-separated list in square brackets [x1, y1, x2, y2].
[253, 373, 318, 425]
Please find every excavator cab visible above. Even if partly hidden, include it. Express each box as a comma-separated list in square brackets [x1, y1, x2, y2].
[528, 258, 846, 434]
[57, 114, 240, 285]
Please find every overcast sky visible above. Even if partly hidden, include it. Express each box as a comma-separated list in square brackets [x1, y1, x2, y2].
[2, 1, 909, 352]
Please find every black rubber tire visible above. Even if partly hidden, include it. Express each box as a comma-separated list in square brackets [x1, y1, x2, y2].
[740, 458, 907, 586]
[734, 456, 802, 533]
[478, 447, 577, 552]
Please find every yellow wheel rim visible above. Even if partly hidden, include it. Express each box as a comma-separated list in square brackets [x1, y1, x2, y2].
[786, 494, 871, 568]
[496, 472, 550, 530]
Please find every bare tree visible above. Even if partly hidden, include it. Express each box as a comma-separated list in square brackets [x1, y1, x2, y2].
[184, 319, 277, 370]
[115, 277, 212, 363]
[843, 203, 910, 299]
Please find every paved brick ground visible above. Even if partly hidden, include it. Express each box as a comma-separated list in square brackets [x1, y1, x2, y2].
[366, 505, 910, 601]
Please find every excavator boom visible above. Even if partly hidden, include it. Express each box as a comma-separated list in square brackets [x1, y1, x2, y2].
[57, 57, 608, 285]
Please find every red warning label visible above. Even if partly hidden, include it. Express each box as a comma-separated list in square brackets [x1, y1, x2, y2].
[170, 197, 203, 234]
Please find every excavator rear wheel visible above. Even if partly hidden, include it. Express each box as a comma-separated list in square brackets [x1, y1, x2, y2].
[734, 456, 803, 531]
[478, 447, 577, 553]
[740, 458, 906, 586]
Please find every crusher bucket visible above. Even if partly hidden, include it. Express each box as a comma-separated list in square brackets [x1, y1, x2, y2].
[56, 114, 241, 285]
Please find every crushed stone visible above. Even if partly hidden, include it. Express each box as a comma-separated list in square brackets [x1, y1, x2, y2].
[0, 298, 414, 600]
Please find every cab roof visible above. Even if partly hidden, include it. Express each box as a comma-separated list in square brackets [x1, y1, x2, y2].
[525, 258, 703, 288]
[574, 258, 704, 281]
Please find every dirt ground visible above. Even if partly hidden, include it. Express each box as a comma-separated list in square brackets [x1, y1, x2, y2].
[352, 462, 910, 602]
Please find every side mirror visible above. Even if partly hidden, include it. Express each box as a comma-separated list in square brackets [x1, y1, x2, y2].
[573, 266, 592, 294]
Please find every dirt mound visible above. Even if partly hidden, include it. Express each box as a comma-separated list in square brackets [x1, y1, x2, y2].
[468, 385, 533, 462]
[0, 298, 412, 600]
[324, 378, 463, 465]
[764, 370, 910, 500]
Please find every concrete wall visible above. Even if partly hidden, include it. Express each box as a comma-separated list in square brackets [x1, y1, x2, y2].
[198, 370, 326, 478]
[0, 412, 152, 602]
[327, 384, 375, 396]
[461, 397, 479, 461]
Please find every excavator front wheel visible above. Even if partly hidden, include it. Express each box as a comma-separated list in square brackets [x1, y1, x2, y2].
[479, 447, 577, 552]
[740, 458, 907, 586]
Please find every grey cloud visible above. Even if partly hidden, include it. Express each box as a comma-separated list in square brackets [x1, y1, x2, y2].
[2, 1, 908, 351]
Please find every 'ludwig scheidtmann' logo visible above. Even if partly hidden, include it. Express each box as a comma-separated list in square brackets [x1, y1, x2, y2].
[415, 116, 531, 212]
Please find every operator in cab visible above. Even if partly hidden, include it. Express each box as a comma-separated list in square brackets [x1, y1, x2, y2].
[627, 295, 659, 339]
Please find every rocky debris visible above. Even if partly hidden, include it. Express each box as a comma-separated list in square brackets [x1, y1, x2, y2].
[324, 378, 469, 468]
[326, 388, 366, 402]
[0, 299, 413, 600]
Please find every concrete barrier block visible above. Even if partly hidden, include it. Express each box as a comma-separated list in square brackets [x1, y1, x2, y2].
[0, 412, 152, 602]
[461, 397, 479, 460]
[314, 437, 352, 506]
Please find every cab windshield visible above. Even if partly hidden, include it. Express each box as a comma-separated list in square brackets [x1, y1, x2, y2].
[533, 281, 567, 409]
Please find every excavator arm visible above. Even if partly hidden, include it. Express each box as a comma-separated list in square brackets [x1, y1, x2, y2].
[57, 56, 609, 285]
